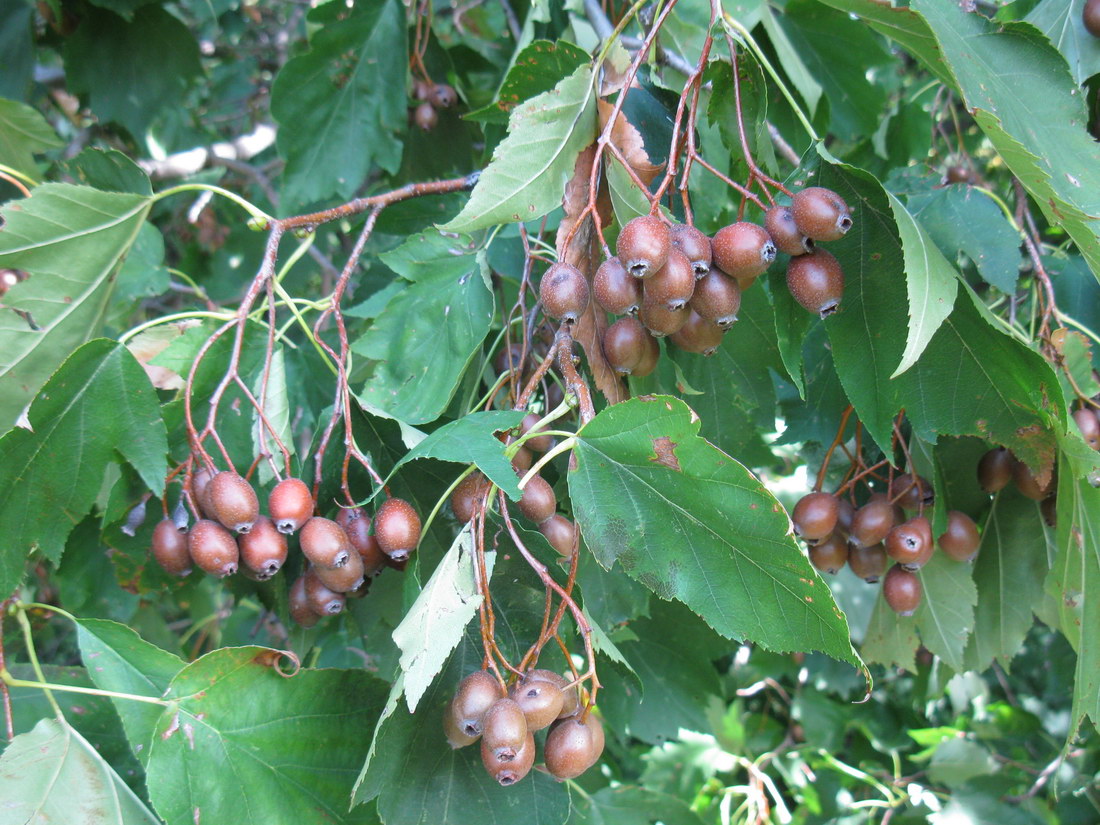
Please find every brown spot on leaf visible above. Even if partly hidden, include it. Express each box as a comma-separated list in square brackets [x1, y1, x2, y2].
[649, 437, 681, 471]
[162, 712, 180, 740]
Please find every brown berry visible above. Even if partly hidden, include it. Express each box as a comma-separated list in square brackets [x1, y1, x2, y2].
[480, 697, 528, 761]
[938, 510, 980, 562]
[764, 206, 814, 256]
[632, 330, 660, 378]
[451, 473, 489, 524]
[690, 267, 741, 328]
[594, 257, 642, 315]
[238, 516, 288, 579]
[187, 519, 239, 577]
[1073, 408, 1100, 450]
[289, 574, 319, 627]
[518, 474, 556, 524]
[639, 296, 689, 337]
[152, 518, 191, 577]
[670, 223, 713, 276]
[375, 498, 422, 561]
[431, 83, 457, 108]
[545, 715, 604, 779]
[520, 413, 553, 453]
[712, 222, 776, 281]
[883, 564, 922, 616]
[539, 514, 577, 556]
[1085, 0, 1100, 37]
[494, 343, 526, 376]
[809, 533, 848, 575]
[483, 732, 535, 786]
[540, 262, 590, 323]
[191, 466, 215, 518]
[413, 101, 437, 131]
[268, 477, 313, 534]
[1041, 495, 1057, 527]
[207, 471, 259, 534]
[315, 544, 366, 592]
[848, 542, 887, 583]
[603, 317, 650, 375]
[791, 186, 852, 241]
[669, 310, 724, 356]
[450, 671, 504, 742]
[304, 566, 345, 615]
[511, 445, 533, 473]
[851, 495, 897, 548]
[616, 215, 670, 279]
[644, 248, 695, 311]
[885, 516, 933, 571]
[792, 492, 839, 541]
[889, 474, 933, 511]
[1013, 458, 1054, 501]
[509, 675, 564, 731]
[300, 516, 352, 569]
[336, 507, 386, 576]
[786, 248, 844, 318]
[835, 498, 855, 538]
[977, 447, 1014, 493]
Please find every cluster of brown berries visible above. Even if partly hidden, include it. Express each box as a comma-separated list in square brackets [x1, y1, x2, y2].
[150, 469, 421, 627]
[977, 446, 1058, 525]
[451, 414, 579, 555]
[792, 474, 980, 617]
[411, 79, 457, 131]
[444, 669, 603, 786]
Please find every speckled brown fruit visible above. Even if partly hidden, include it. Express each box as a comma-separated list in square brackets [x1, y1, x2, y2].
[483, 732, 535, 786]
[431, 83, 457, 108]
[512, 445, 533, 473]
[480, 698, 528, 761]
[268, 477, 313, 534]
[690, 267, 741, 328]
[304, 566, 345, 615]
[603, 316, 650, 375]
[883, 564, 922, 616]
[809, 533, 849, 575]
[336, 507, 387, 576]
[375, 498, 422, 561]
[1013, 459, 1054, 501]
[539, 514, 578, 556]
[977, 447, 1014, 493]
[315, 548, 365, 592]
[529, 670, 580, 718]
[187, 519, 239, 577]
[669, 310, 724, 356]
[644, 248, 695, 311]
[639, 296, 690, 337]
[238, 516, 288, 579]
[791, 186, 852, 241]
[835, 498, 855, 538]
[518, 474, 557, 524]
[616, 215, 670, 279]
[191, 466, 215, 518]
[1073, 408, 1100, 450]
[451, 472, 489, 524]
[1084, 0, 1100, 37]
[207, 471, 259, 534]
[938, 510, 980, 562]
[449, 670, 504, 743]
[540, 262, 590, 324]
[494, 343, 526, 376]
[545, 715, 604, 779]
[594, 257, 642, 315]
[152, 518, 191, 577]
[764, 206, 814, 256]
[889, 473, 933, 511]
[886, 516, 933, 571]
[786, 248, 844, 318]
[289, 574, 319, 627]
[414, 101, 437, 130]
[851, 496, 897, 548]
[632, 329, 661, 378]
[520, 413, 554, 453]
[300, 516, 352, 569]
[509, 676, 565, 731]
[712, 222, 776, 281]
[848, 542, 888, 583]
[670, 223, 713, 277]
[792, 492, 839, 541]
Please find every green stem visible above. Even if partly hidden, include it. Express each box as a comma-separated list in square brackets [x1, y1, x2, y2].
[118, 310, 234, 345]
[0, 162, 37, 187]
[518, 437, 578, 489]
[14, 609, 61, 718]
[153, 183, 272, 223]
[0, 670, 169, 707]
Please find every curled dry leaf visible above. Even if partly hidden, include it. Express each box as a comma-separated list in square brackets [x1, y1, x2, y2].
[597, 99, 663, 187]
[125, 320, 204, 391]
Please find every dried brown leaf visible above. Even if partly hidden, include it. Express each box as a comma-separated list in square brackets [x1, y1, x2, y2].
[597, 99, 663, 186]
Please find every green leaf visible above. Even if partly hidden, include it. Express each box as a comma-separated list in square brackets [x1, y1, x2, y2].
[0, 183, 152, 428]
[912, 552, 976, 672]
[0, 5, 34, 102]
[768, 268, 813, 397]
[1048, 467, 1100, 733]
[352, 230, 494, 424]
[927, 738, 997, 788]
[1026, 0, 1100, 86]
[271, 0, 406, 208]
[0, 717, 159, 825]
[76, 617, 185, 761]
[63, 5, 201, 138]
[568, 395, 861, 666]
[963, 490, 1050, 672]
[466, 39, 589, 124]
[758, 6, 822, 116]
[896, 288, 1062, 477]
[251, 346, 292, 486]
[886, 190, 958, 377]
[443, 63, 597, 232]
[907, 185, 1022, 295]
[390, 410, 526, 500]
[0, 97, 61, 179]
[394, 525, 492, 712]
[56, 147, 153, 196]
[146, 648, 387, 825]
[0, 340, 167, 598]
[861, 590, 918, 672]
[568, 786, 707, 825]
